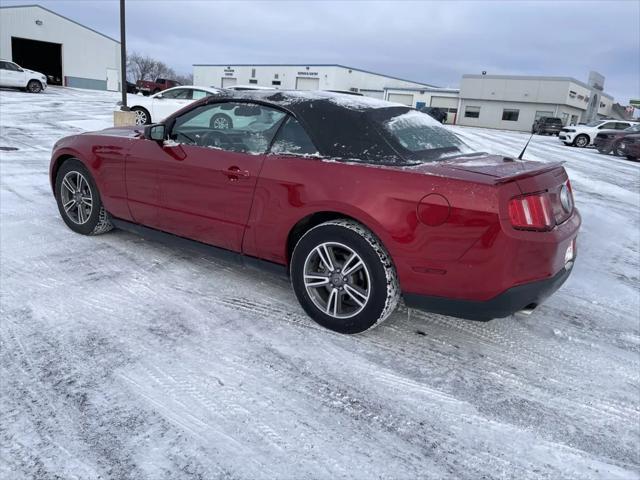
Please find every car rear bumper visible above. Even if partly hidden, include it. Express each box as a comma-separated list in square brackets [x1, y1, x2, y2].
[404, 261, 574, 321]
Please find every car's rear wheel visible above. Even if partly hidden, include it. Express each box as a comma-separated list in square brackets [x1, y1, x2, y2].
[210, 113, 233, 129]
[55, 159, 113, 235]
[615, 142, 626, 157]
[27, 80, 42, 93]
[131, 106, 150, 125]
[573, 134, 589, 148]
[290, 219, 400, 334]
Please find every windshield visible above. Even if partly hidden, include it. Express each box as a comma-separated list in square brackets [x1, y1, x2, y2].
[545, 118, 562, 124]
[374, 109, 474, 161]
[625, 124, 640, 133]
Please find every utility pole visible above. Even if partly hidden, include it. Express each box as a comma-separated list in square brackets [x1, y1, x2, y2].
[119, 0, 128, 110]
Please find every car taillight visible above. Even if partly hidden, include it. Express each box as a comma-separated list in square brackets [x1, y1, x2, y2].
[508, 193, 554, 231]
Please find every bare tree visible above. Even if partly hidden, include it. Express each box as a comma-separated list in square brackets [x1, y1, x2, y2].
[174, 73, 194, 85]
[126, 52, 180, 83]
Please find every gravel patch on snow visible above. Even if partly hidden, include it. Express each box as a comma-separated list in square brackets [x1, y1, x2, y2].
[1, 87, 638, 479]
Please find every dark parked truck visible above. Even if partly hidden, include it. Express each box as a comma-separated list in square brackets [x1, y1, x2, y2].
[136, 77, 181, 95]
[532, 117, 563, 135]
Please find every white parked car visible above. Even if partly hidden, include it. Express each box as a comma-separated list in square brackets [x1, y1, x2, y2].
[559, 119, 639, 147]
[0, 60, 47, 93]
[123, 86, 223, 125]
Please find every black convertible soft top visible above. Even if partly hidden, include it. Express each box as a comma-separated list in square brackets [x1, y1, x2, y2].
[208, 90, 412, 163]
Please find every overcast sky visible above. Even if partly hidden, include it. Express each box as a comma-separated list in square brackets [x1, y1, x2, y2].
[3, 0, 639, 102]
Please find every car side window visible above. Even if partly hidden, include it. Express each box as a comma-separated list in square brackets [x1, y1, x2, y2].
[161, 88, 191, 100]
[270, 116, 319, 156]
[615, 122, 630, 130]
[599, 122, 617, 129]
[192, 90, 210, 100]
[170, 101, 286, 155]
[2, 62, 19, 71]
[0, 61, 7, 70]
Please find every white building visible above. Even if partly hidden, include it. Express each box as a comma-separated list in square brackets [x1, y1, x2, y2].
[193, 64, 433, 98]
[0, 4, 121, 91]
[456, 74, 615, 132]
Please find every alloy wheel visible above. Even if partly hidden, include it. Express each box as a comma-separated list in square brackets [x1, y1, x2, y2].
[60, 171, 93, 224]
[212, 117, 231, 129]
[575, 136, 588, 147]
[28, 81, 42, 93]
[303, 242, 371, 319]
[134, 109, 148, 125]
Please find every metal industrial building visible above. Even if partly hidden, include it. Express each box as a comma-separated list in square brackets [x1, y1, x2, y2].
[0, 4, 121, 90]
[193, 64, 433, 97]
[455, 73, 616, 132]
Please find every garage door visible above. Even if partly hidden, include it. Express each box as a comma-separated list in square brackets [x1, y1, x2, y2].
[221, 77, 237, 88]
[430, 96, 458, 109]
[295, 77, 319, 90]
[387, 93, 414, 106]
[12, 36, 62, 85]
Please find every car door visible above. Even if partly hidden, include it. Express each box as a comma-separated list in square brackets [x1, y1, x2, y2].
[0, 62, 10, 86]
[151, 88, 193, 121]
[0, 61, 23, 87]
[155, 101, 287, 251]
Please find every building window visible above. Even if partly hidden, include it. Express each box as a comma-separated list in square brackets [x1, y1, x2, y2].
[464, 106, 480, 118]
[561, 112, 570, 125]
[502, 109, 519, 121]
[248, 79, 258, 84]
[274, 73, 279, 79]
[251, 68, 256, 78]
[272, 80, 281, 86]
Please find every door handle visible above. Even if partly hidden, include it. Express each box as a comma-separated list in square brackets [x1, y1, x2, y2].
[225, 166, 251, 181]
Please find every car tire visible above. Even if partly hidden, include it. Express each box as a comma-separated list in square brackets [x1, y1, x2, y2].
[614, 143, 626, 157]
[573, 134, 589, 148]
[290, 219, 400, 334]
[131, 106, 151, 125]
[27, 80, 42, 93]
[210, 113, 233, 129]
[55, 159, 113, 236]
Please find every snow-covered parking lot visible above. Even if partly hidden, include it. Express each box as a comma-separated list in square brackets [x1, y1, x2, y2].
[1, 87, 638, 479]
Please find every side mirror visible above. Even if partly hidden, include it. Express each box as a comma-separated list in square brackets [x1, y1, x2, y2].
[155, 93, 164, 99]
[144, 124, 166, 142]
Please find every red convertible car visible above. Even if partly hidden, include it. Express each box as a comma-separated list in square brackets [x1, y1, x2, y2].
[50, 91, 580, 334]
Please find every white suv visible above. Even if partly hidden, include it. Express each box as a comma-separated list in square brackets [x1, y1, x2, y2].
[559, 119, 638, 147]
[0, 60, 47, 93]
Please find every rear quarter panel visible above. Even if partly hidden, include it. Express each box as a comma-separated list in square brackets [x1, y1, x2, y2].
[244, 155, 502, 293]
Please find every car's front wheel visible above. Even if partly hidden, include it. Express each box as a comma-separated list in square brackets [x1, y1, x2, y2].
[55, 159, 113, 235]
[573, 134, 589, 148]
[27, 80, 42, 93]
[290, 219, 400, 334]
[131, 106, 150, 125]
